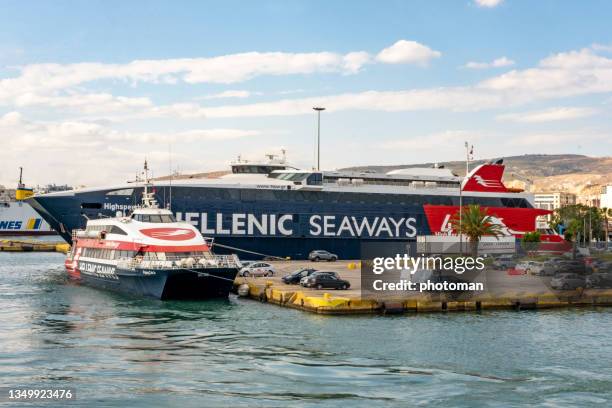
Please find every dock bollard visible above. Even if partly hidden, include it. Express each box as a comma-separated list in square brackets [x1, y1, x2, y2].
[237, 284, 250, 297]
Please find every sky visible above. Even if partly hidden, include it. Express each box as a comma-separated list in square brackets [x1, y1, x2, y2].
[1, 0, 612, 187]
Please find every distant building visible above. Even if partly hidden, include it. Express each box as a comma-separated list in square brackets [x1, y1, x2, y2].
[577, 194, 601, 208]
[601, 185, 612, 209]
[534, 192, 577, 228]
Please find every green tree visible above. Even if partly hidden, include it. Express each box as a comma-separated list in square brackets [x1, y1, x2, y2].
[521, 231, 541, 255]
[565, 218, 582, 259]
[554, 204, 604, 245]
[450, 204, 504, 256]
[601, 207, 611, 244]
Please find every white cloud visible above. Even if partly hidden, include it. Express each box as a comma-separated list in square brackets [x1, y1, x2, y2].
[13, 92, 153, 113]
[591, 43, 612, 52]
[479, 49, 612, 100]
[0, 43, 424, 102]
[131, 87, 501, 120]
[197, 90, 253, 100]
[0, 39, 440, 112]
[375, 40, 441, 65]
[0, 112, 261, 185]
[92, 47, 608, 121]
[474, 0, 503, 8]
[463, 57, 515, 69]
[0, 49, 374, 106]
[496, 107, 599, 123]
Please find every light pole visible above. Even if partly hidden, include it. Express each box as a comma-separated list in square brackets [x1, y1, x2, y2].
[459, 141, 470, 255]
[313, 107, 325, 171]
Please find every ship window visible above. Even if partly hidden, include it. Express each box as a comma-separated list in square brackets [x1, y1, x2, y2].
[106, 189, 134, 196]
[161, 214, 175, 223]
[307, 173, 323, 185]
[233, 165, 279, 174]
[110, 225, 127, 235]
[81, 203, 102, 209]
[148, 215, 162, 223]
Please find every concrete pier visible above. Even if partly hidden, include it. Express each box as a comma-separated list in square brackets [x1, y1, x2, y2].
[0, 239, 70, 254]
[235, 260, 612, 314]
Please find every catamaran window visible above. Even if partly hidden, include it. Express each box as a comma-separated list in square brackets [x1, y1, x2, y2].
[233, 165, 282, 174]
[132, 214, 176, 223]
[106, 189, 134, 196]
[109, 225, 127, 235]
[273, 172, 308, 181]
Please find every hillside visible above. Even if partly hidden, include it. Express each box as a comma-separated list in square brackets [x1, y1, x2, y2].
[154, 154, 612, 197]
[342, 154, 612, 195]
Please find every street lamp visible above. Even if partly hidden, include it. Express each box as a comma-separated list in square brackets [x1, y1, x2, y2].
[313, 107, 325, 171]
[459, 141, 470, 255]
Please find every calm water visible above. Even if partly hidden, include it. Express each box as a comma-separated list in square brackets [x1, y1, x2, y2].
[1, 252, 611, 407]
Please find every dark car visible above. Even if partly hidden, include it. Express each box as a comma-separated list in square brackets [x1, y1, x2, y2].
[282, 268, 317, 284]
[555, 260, 586, 274]
[550, 273, 586, 290]
[301, 271, 350, 290]
[308, 250, 338, 262]
[586, 273, 612, 289]
[588, 261, 612, 274]
[492, 258, 516, 270]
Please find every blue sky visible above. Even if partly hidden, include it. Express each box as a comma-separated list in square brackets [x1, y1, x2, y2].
[1, 0, 612, 186]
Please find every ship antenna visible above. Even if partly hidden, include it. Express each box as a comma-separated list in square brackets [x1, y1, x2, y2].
[18, 167, 24, 189]
[168, 144, 173, 211]
[141, 159, 158, 209]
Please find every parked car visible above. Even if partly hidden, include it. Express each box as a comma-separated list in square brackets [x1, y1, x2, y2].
[586, 272, 612, 289]
[282, 268, 317, 284]
[300, 271, 338, 286]
[588, 261, 612, 274]
[301, 271, 350, 290]
[238, 262, 275, 277]
[536, 262, 558, 277]
[492, 258, 516, 270]
[515, 261, 544, 275]
[308, 250, 338, 262]
[550, 273, 586, 290]
[555, 260, 586, 274]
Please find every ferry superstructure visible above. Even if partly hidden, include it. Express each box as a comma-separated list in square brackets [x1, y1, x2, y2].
[64, 174, 240, 299]
[29, 155, 563, 260]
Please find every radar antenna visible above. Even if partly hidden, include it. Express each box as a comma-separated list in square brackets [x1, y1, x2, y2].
[141, 159, 159, 209]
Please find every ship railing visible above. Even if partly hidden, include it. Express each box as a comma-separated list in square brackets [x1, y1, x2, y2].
[117, 254, 240, 271]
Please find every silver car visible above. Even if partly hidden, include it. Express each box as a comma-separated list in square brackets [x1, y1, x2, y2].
[238, 262, 275, 277]
[308, 250, 338, 262]
[550, 273, 586, 290]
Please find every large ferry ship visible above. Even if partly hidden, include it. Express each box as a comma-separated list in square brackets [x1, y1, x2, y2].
[65, 171, 240, 299]
[0, 169, 54, 236]
[28, 154, 565, 259]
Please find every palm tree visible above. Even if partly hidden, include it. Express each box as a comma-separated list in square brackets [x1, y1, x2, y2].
[450, 204, 505, 256]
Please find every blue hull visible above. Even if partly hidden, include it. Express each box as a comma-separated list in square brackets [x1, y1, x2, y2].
[29, 185, 524, 260]
[73, 266, 237, 300]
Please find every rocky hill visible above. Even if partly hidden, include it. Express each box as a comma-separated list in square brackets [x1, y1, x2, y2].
[342, 154, 612, 196]
[156, 154, 611, 197]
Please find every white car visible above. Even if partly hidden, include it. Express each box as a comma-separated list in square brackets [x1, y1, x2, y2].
[515, 261, 543, 274]
[238, 262, 275, 277]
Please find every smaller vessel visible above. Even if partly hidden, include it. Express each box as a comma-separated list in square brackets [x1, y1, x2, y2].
[0, 168, 55, 235]
[65, 162, 241, 299]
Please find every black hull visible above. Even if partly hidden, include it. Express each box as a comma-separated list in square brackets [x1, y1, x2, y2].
[72, 267, 238, 300]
